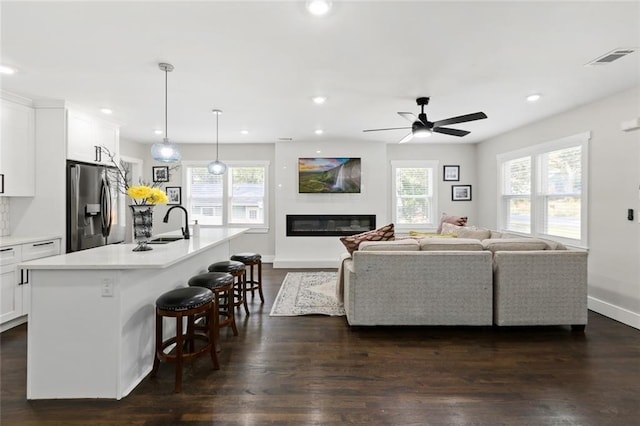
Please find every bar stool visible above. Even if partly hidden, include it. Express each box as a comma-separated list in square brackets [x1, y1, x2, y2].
[151, 287, 218, 393]
[208, 260, 249, 316]
[230, 252, 264, 304]
[188, 272, 238, 348]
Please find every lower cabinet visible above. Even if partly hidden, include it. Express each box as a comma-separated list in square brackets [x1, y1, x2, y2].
[0, 238, 61, 332]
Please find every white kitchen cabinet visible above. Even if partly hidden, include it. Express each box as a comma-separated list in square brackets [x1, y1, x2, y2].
[67, 108, 118, 164]
[0, 97, 35, 196]
[0, 238, 61, 332]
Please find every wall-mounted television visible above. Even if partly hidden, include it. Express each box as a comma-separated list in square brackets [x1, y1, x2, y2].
[298, 157, 361, 193]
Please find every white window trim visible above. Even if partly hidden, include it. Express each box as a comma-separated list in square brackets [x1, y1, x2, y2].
[496, 131, 590, 248]
[391, 160, 439, 232]
[181, 160, 270, 232]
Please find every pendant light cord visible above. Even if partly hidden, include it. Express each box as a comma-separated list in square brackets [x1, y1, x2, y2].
[215, 112, 219, 160]
[164, 67, 168, 140]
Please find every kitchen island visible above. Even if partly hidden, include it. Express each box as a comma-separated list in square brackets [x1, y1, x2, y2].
[19, 227, 247, 400]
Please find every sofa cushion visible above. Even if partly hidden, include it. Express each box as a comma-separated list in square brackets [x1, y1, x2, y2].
[457, 228, 491, 240]
[339, 223, 395, 254]
[359, 239, 420, 251]
[419, 238, 483, 251]
[482, 238, 549, 253]
[409, 230, 457, 238]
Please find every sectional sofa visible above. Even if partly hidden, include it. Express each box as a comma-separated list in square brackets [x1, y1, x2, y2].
[340, 233, 588, 329]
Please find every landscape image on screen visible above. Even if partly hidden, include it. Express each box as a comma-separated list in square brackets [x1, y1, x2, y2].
[298, 157, 361, 193]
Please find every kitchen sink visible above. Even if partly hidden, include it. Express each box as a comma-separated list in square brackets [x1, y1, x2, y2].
[147, 236, 184, 244]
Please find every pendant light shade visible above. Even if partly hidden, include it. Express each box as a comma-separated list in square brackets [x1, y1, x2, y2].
[151, 63, 181, 163]
[208, 109, 226, 175]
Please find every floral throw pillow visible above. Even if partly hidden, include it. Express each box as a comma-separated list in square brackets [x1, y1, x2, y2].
[339, 223, 395, 255]
[437, 214, 468, 234]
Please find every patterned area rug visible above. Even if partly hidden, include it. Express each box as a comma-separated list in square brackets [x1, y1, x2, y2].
[270, 271, 345, 316]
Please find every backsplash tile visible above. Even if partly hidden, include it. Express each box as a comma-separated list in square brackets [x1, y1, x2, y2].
[0, 198, 10, 236]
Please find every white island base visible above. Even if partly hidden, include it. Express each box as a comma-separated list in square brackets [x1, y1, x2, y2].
[21, 228, 247, 400]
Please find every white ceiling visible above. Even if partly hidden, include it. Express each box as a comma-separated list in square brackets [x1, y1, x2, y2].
[1, 1, 639, 146]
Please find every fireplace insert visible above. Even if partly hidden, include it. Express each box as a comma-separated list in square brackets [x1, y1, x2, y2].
[286, 214, 376, 237]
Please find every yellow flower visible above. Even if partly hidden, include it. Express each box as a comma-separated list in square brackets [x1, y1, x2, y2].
[126, 186, 168, 205]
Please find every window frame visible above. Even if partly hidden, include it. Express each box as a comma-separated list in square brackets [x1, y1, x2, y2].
[497, 132, 590, 248]
[390, 160, 439, 232]
[182, 160, 269, 232]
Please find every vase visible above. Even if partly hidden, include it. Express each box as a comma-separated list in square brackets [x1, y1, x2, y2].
[130, 204, 154, 252]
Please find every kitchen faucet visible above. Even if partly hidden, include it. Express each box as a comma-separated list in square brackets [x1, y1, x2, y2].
[162, 205, 190, 239]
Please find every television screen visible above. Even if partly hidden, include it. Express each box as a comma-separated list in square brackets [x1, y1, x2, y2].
[298, 157, 361, 193]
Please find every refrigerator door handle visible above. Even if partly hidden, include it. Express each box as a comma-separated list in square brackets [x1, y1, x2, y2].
[100, 178, 112, 238]
[69, 165, 80, 250]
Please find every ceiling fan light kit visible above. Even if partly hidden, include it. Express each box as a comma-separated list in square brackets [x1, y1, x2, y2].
[208, 109, 227, 175]
[151, 62, 182, 163]
[364, 96, 487, 143]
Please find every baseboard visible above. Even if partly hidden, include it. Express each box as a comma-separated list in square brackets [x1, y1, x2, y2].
[273, 258, 340, 269]
[1, 315, 27, 333]
[588, 296, 640, 330]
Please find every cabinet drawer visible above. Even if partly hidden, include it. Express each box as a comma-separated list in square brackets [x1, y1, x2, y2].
[22, 239, 61, 261]
[0, 245, 22, 266]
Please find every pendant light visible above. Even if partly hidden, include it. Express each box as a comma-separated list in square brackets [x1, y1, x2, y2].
[150, 63, 181, 163]
[208, 109, 227, 175]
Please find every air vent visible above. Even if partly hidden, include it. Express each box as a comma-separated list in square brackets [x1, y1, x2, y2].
[586, 48, 636, 66]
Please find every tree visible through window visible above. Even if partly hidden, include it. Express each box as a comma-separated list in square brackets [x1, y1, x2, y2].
[391, 161, 438, 229]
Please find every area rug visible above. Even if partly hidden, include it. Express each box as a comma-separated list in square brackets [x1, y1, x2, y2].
[270, 271, 345, 316]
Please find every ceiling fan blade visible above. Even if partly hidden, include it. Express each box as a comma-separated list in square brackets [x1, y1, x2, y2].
[399, 132, 414, 144]
[398, 112, 420, 124]
[363, 126, 411, 133]
[433, 127, 470, 137]
[433, 112, 487, 127]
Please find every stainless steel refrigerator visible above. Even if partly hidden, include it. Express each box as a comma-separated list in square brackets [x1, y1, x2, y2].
[66, 160, 125, 253]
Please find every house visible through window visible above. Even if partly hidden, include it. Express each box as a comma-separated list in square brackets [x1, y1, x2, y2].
[184, 161, 268, 229]
[391, 160, 438, 230]
[498, 132, 589, 247]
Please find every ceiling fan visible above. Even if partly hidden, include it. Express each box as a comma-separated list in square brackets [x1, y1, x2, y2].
[363, 97, 487, 143]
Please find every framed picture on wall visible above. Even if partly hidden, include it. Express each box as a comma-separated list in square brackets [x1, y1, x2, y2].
[452, 185, 472, 201]
[165, 186, 181, 205]
[152, 166, 170, 183]
[443, 165, 460, 181]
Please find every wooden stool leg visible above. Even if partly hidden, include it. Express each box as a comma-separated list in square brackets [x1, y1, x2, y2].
[209, 302, 220, 369]
[228, 287, 238, 336]
[174, 314, 184, 393]
[151, 309, 162, 377]
[257, 260, 264, 303]
[241, 271, 249, 316]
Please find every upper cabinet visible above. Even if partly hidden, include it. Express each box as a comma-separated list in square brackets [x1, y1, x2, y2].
[0, 97, 35, 197]
[67, 108, 119, 164]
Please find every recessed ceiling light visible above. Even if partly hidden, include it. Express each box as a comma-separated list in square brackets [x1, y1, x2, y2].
[0, 65, 17, 75]
[526, 93, 542, 102]
[240, 130, 249, 135]
[100, 108, 113, 115]
[154, 129, 163, 135]
[314, 129, 324, 135]
[312, 96, 327, 104]
[316, 150, 322, 154]
[307, 0, 332, 16]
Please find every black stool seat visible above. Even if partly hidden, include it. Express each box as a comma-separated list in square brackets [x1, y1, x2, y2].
[155, 287, 213, 311]
[208, 260, 246, 274]
[230, 252, 262, 263]
[188, 272, 234, 290]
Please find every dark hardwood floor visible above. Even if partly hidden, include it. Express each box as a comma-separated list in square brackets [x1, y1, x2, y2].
[2, 265, 639, 425]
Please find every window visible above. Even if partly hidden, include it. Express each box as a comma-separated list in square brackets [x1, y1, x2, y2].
[391, 160, 438, 230]
[183, 161, 269, 230]
[498, 132, 589, 247]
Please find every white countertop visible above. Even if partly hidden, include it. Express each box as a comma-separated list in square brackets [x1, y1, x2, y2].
[0, 235, 63, 248]
[19, 228, 247, 270]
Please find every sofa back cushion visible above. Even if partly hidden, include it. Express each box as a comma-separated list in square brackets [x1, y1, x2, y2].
[359, 239, 420, 251]
[419, 238, 483, 251]
[456, 228, 491, 240]
[482, 238, 549, 253]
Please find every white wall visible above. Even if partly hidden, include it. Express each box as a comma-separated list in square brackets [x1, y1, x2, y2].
[476, 86, 640, 328]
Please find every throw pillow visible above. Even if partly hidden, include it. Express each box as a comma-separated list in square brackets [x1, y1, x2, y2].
[440, 222, 478, 236]
[437, 214, 468, 234]
[339, 223, 395, 254]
